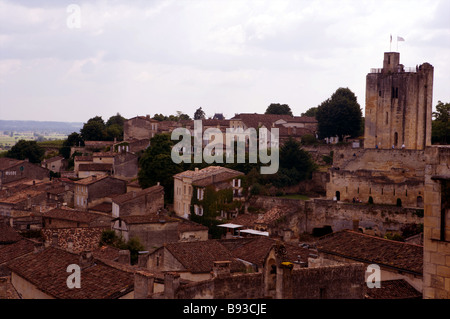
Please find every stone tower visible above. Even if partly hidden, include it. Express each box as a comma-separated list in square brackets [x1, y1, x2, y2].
[364, 52, 434, 150]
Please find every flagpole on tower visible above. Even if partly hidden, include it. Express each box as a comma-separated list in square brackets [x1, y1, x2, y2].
[390, 34, 392, 51]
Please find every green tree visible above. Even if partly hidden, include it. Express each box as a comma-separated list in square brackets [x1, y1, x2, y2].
[275, 137, 316, 186]
[138, 133, 183, 203]
[6, 140, 45, 163]
[59, 132, 84, 159]
[432, 101, 450, 144]
[265, 103, 293, 116]
[301, 107, 318, 117]
[194, 107, 206, 120]
[316, 87, 362, 140]
[106, 112, 126, 127]
[80, 116, 106, 141]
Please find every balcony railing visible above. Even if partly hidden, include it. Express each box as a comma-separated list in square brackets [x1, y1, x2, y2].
[369, 66, 417, 73]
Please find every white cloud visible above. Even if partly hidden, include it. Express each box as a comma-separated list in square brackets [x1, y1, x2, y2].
[0, 0, 448, 122]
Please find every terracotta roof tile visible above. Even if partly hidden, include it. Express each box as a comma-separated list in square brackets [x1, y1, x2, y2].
[7, 247, 134, 299]
[365, 279, 422, 299]
[112, 185, 164, 205]
[42, 208, 107, 223]
[317, 230, 423, 275]
[0, 239, 35, 264]
[74, 175, 109, 185]
[0, 223, 23, 244]
[119, 214, 178, 225]
[220, 237, 312, 267]
[164, 240, 244, 273]
[78, 163, 113, 171]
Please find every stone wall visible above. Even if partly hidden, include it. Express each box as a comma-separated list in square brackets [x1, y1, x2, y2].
[129, 222, 180, 252]
[249, 196, 423, 238]
[364, 53, 433, 150]
[285, 263, 365, 299]
[165, 262, 364, 299]
[326, 149, 426, 207]
[423, 146, 450, 299]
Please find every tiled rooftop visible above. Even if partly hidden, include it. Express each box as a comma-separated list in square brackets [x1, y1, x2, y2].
[163, 240, 244, 274]
[220, 237, 312, 267]
[174, 166, 243, 185]
[317, 230, 423, 275]
[0, 239, 36, 265]
[0, 223, 23, 244]
[112, 185, 164, 205]
[7, 246, 134, 299]
[42, 208, 107, 224]
[364, 279, 422, 299]
[74, 175, 109, 185]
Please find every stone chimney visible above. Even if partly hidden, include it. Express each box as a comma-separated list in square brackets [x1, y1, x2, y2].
[34, 242, 44, 254]
[79, 250, 94, 269]
[67, 239, 74, 253]
[137, 251, 149, 268]
[134, 270, 154, 299]
[118, 249, 130, 265]
[212, 261, 231, 278]
[164, 272, 180, 299]
[51, 233, 59, 247]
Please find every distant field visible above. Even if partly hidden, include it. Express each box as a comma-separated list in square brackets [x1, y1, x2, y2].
[0, 132, 67, 151]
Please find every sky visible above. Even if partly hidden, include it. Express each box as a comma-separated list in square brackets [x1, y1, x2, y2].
[0, 0, 449, 123]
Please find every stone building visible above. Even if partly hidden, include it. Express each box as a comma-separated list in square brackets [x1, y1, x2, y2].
[423, 146, 450, 299]
[123, 115, 159, 141]
[74, 175, 127, 210]
[111, 184, 164, 218]
[145, 241, 365, 299]
[316, 229, 423, 294]
[0, 158, 50, 189]
[326, 51, 434, 208]
[6, 247, 135, 299]
[41, 156, 65, 173]
[364, 52, 434, 150]
[173, 166, 244, 219]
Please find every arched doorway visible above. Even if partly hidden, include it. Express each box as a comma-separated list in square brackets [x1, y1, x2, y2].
[394, 132, 398, 147]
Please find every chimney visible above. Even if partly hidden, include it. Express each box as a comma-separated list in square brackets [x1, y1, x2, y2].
[164, 272, 180, 299]
[67, 239, 74, 253]
[118, 250, 130, 265]
[137, 251, 149, 268]
[212, 261, 231, 278]
[134, 270, 154, 299]
[34, 242, 44, 254]
[51, 233, 59, 247]
[0, 277, 7, 299]
[79, 250, 94, 269]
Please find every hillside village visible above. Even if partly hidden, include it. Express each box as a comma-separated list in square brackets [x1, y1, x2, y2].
[0, 52, 449, 300]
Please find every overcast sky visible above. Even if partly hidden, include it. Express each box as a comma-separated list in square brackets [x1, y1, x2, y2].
[0, 0, 449, 123]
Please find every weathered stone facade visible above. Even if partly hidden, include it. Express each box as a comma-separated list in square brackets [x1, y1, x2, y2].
[423, 146, 450, 299]
[123, 116, 159, 141]
[249, 196, 422, 238]
[364, 52, 434, 150]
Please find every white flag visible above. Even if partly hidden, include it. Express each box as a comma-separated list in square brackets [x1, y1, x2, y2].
[397, 36, 405, 42]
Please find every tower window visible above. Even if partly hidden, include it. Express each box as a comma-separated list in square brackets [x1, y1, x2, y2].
[386, 112, 389, 125]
